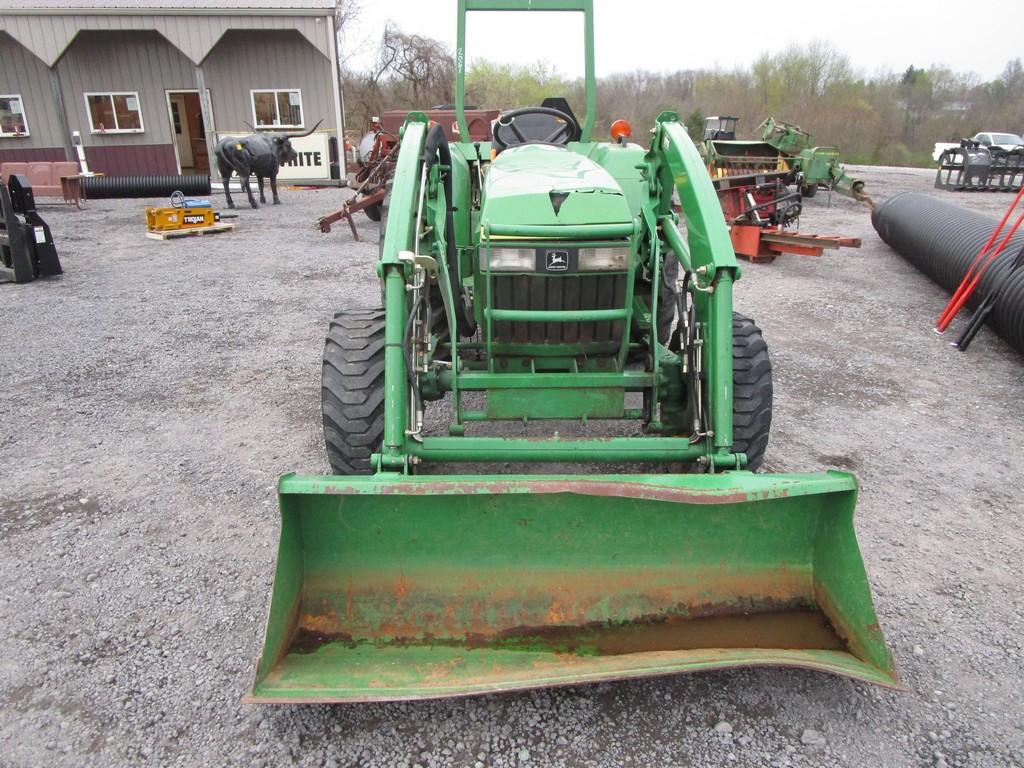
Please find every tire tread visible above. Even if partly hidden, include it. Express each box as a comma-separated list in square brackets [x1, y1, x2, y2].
[732, 311, 773, 471]
[321, 310, 386, 475]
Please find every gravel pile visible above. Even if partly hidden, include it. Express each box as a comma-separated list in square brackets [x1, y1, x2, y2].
[1, 171, 1021, 767]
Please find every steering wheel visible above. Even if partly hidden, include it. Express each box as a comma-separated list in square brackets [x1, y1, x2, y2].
[492, 106, 580, 151]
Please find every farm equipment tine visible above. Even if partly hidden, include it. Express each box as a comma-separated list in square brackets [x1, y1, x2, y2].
[937, 186, 1024, 332]
[953, 242, 1024, 351]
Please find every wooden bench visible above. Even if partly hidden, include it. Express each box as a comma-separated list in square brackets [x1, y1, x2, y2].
[1, 161, 85, 208]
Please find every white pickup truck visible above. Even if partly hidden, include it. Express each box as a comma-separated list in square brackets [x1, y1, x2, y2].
[933, 132, 1024, 161]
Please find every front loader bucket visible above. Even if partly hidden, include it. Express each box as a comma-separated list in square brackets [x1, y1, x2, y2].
[248, 472, 898, 703]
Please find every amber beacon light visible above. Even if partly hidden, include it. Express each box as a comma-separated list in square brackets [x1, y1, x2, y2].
[610, 119, 632, 143]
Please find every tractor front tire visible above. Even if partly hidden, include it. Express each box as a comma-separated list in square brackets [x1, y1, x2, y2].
[800, 182, 818, 198]
[321, 310, 386, 475]
[732, 312, 772, 471]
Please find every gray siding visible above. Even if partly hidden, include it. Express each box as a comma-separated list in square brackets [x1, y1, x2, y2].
[55, 30, 196, 147]
[0, 32, 63, 149]
[202, 29, 334, 134]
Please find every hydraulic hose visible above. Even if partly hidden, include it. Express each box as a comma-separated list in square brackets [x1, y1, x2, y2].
[872, 192, 1024, 353]
[404, 292, 425, 427]
[421, 124, 476, 337]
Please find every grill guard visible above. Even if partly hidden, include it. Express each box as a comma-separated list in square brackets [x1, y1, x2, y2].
[491, 273, 628, 345]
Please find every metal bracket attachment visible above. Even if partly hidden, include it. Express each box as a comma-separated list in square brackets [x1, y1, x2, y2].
[398, 250, 439, 280]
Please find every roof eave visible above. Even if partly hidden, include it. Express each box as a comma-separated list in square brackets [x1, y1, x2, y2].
[0, 7, 334, 16]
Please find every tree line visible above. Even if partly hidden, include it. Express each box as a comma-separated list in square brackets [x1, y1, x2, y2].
[340, 21, 1024, 167]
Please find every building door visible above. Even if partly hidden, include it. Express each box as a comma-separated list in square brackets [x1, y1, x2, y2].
[166, 91, 209, 174]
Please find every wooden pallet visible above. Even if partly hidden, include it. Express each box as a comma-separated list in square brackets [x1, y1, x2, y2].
[145, 222, 236, 241]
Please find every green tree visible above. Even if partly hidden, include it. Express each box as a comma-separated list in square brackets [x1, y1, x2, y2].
[684, 109, 705, 144]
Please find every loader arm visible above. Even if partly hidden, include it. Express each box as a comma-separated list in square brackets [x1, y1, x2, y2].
[646, 113, 741, 463]
[376, 116, 429, 471]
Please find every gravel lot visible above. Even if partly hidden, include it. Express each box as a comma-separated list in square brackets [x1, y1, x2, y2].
[1, 166, 1022, 768]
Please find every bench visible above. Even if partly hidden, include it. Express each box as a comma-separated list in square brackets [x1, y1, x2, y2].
[0, 161, 84, 207]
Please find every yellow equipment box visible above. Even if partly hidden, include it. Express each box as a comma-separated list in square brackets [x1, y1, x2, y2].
[146, 194, 220, 233]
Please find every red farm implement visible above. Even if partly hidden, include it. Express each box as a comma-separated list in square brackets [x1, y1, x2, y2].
[317, 108, 498, 241]
[712, 172, 860, 263]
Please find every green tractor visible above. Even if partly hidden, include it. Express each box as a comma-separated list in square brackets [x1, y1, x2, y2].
[758, 116, 869, 202]
[248, 0, 897, 703]
[701, 115, 869, 203]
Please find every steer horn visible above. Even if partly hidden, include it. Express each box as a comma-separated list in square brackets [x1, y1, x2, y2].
[289, 119, 324, 139]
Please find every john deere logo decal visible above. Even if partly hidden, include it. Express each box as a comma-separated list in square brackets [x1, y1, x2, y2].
[535, 247, 577, 272]
[546, 250, 569, 271]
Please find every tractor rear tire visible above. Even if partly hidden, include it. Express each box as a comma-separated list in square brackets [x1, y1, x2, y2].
[321, 309, 386, 475]
[630, 251, 678, 354]
[732, 312, 772, 471]
[364, 201, 383, 222]
[657, 251, 680, 345]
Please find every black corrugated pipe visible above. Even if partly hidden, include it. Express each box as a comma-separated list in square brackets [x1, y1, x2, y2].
[872, 192, 1024, 353]
[82, 175, 211, 199]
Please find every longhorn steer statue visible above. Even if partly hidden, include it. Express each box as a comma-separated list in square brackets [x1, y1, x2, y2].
[214, 119, 323, 209]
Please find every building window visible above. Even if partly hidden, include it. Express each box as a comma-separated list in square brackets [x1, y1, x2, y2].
[170, 100, 182, 135]
[250, 89, 303, 129]
[0, 95, 29, 137]
[85, 92, 144, 133]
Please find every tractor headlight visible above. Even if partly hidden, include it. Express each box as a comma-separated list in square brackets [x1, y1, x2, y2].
[577, 246, 629, 271]
[484, 246, 630, 272]
[485, 247, 535, 271]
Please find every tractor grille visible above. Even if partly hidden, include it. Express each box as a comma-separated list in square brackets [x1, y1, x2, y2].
[491, 273, 627, 345]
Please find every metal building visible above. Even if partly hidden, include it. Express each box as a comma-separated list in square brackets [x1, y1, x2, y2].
[0, 0, 344, 182]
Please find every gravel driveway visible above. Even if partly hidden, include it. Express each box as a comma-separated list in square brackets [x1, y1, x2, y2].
[1, 168, 1021, 768]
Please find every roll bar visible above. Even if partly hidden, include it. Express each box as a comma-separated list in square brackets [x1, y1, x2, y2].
[454, 0, 596, 143]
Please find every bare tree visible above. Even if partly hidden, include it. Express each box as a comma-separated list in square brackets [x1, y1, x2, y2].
[334, 0, 361, 68]
[343, 22, 455, 133]
[378, 24, 453, 104]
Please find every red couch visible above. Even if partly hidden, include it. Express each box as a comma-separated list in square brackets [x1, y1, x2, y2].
[1, 161, 83, 205]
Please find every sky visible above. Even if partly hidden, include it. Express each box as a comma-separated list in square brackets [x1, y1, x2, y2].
[341, 0, 1019, 82]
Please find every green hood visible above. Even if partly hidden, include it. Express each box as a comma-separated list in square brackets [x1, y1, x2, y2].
[482, 144, 633, 231]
